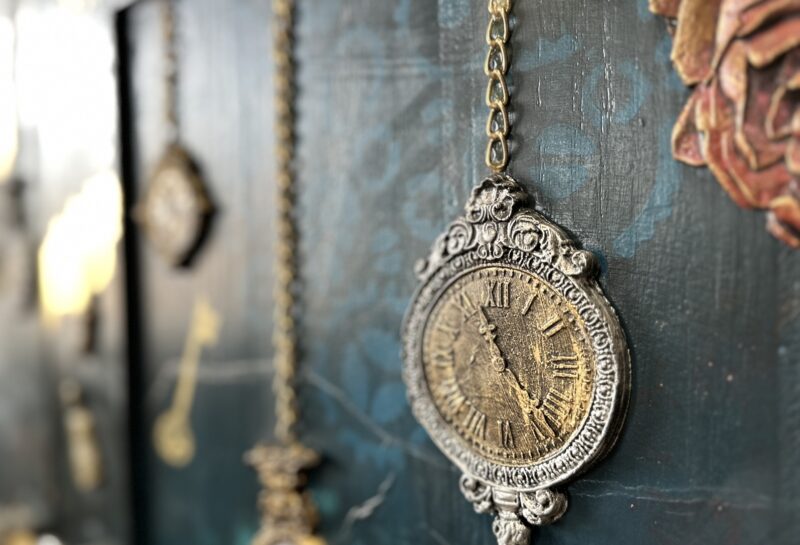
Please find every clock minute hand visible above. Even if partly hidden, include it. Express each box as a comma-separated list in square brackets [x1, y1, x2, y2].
[476, 307, 507, 373]
[476, 308, 543, 410]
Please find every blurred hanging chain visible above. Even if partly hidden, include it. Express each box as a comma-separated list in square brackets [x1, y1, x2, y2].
[245, 1, 325, 545]
[485, 0, 512, 172]
[271, 0, 299, 446]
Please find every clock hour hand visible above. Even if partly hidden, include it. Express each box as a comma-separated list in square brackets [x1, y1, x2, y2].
[474, 307, 542, 409]
[476, 307, 506, 373]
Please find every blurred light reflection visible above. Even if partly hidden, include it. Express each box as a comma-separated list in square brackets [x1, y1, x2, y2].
[38, 171, 122, 320]
[0, 16, 17, 183]
[15, 6, 116, 170]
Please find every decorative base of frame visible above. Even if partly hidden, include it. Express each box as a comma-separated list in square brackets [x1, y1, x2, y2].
[460, 475, 567, 545]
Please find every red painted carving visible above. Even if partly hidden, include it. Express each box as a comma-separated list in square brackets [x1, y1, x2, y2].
[651, 0, 800, 248]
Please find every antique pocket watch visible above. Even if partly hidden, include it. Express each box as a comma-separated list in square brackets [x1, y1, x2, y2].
[402, 176, 630, 541]
[401, 1, 630, 543]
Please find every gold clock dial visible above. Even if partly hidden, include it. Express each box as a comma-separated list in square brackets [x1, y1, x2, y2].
[146, 164, 199, 254]
[137, 146, 212, 267]
[422, 266, 594, 466]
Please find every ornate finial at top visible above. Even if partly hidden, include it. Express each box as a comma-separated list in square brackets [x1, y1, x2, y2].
[465, 174, 530, 224]
[415, 173, 596, 281]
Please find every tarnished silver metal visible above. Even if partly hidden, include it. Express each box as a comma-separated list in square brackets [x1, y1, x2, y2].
[402, 174, 630, 545]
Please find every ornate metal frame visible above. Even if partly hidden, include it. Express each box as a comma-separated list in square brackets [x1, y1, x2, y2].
[402, 175, 630, 544]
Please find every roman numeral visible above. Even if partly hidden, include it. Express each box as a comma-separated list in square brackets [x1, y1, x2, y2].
[550, 355, 578, 379]
[430, 346, 454, 369]
[453, 292, 477, 319]
[542, 389, 570, 423]
[498, 420, 515, 448]
[484, 281, 510, 308]
[540, 316, 564, 338]
[463, 405, 487, 440]
[438, 377, 466, 413]
[521, 292, 537, 316]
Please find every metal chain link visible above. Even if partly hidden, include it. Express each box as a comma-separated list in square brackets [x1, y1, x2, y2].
[161, 0, 180, 143]
[271, 0, 299, 446]
[485, 0, 512, 172]
[269, 0, 512, 443]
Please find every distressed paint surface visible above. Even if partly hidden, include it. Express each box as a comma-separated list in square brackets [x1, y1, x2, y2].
[119, 1, 800, 545]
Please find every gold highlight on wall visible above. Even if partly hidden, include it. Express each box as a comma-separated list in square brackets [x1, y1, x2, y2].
[38, 171, 123, 320]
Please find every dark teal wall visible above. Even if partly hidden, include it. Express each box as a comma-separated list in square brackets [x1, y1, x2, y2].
[119, 1, 800, 544]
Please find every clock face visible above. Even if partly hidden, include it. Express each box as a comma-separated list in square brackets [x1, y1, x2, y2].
[146, 165, 199, 252]
[139, 148, 212, 267]
[421, 266, 594, 466]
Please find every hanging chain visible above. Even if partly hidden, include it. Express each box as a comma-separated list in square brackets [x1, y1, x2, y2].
[271, 0, 299, 446]
[246, 3, 325, 544]
[485, 0, 512, 172]
[161, 0, 180, 144]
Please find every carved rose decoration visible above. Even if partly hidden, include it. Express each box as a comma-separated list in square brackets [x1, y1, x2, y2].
[651, 0, 800, 247]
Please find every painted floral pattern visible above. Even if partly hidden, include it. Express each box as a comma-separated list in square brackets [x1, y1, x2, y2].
[652, 0, 800, 247]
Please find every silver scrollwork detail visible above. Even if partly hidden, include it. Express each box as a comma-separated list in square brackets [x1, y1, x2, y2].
[460, 474, 568, 545]
[415, 174, 597, 281]
[466, 175, 528, 223]
[519, 488, 568, 526]
[493, 515, 531, 545]
[459, 475, 494, 514]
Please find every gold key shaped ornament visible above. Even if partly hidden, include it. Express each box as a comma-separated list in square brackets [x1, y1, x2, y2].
[153, 296, 221, 467]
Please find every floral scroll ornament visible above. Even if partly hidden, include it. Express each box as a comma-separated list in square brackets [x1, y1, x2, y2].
[651, 0, 800, 247]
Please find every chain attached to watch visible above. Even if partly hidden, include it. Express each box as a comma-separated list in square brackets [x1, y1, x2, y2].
[485, 0, 512, 172]
[401, 1, 631, 544]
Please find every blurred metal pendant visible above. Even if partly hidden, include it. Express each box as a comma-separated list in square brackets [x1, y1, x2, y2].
[246, 443, 324, 545]
[60, 380, 103, 492]
[136, 145, 213, 267]
[244, 1, 325, 544]
[135, 0, 213, 267]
